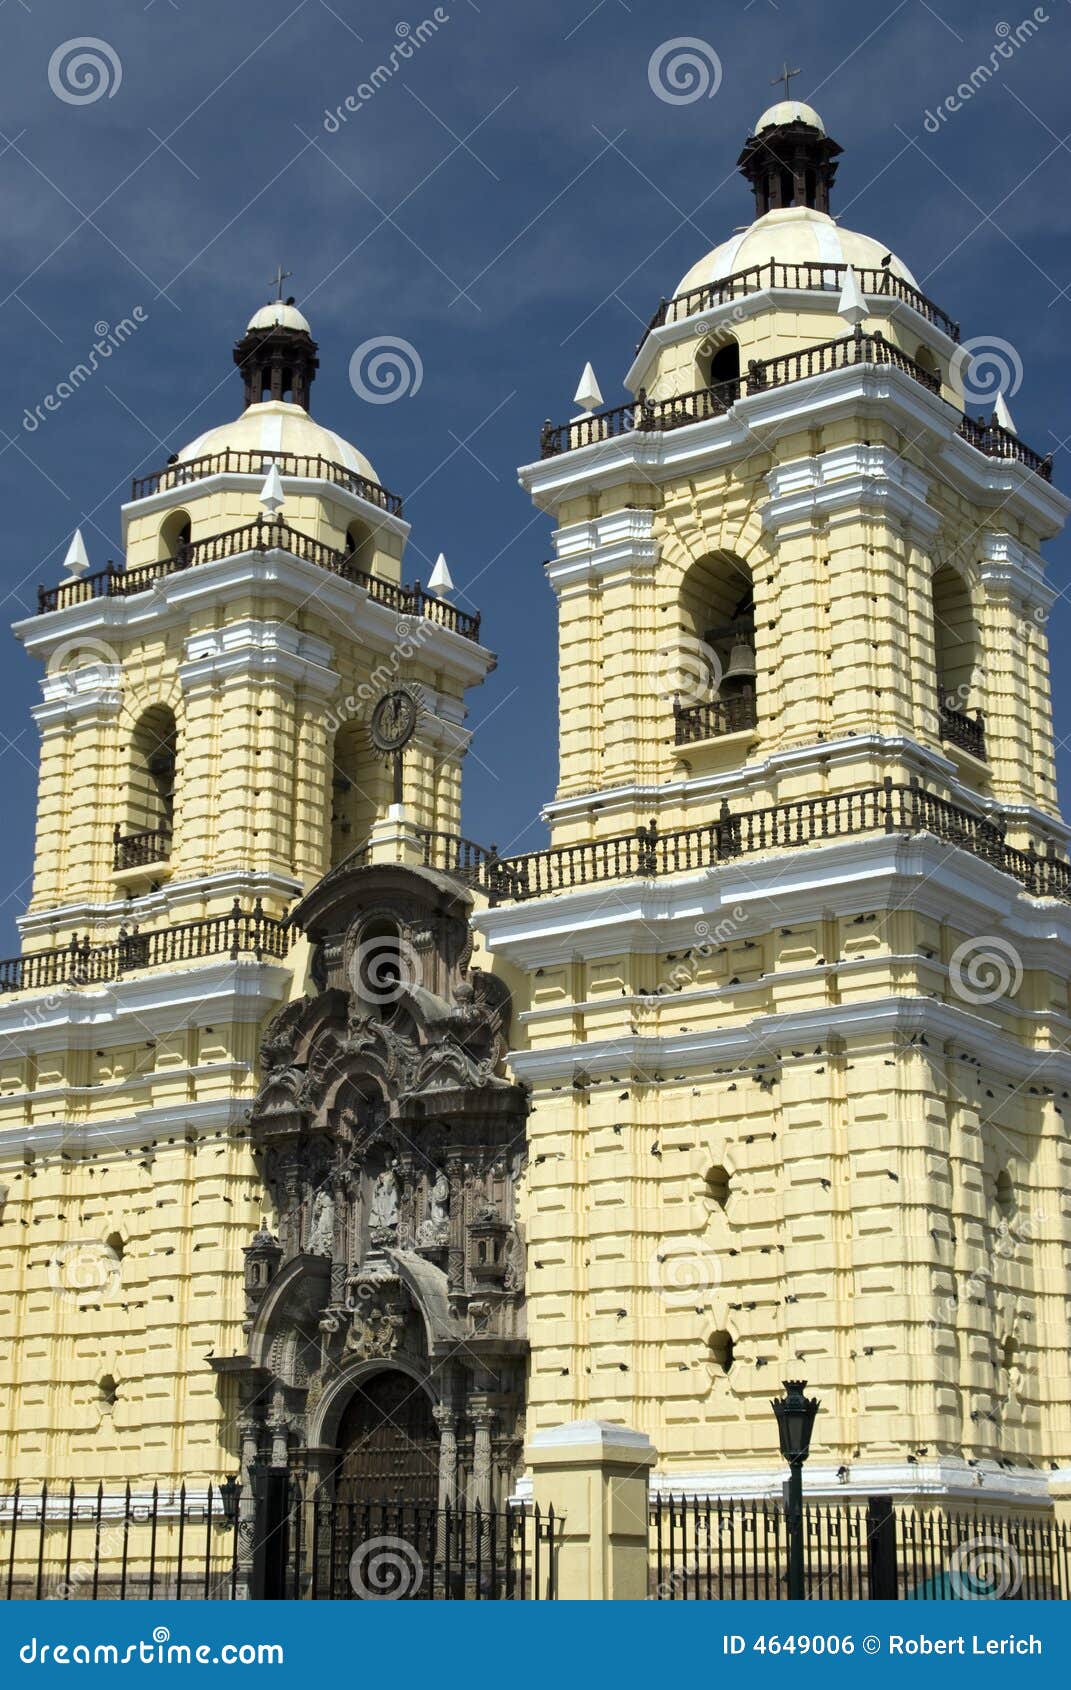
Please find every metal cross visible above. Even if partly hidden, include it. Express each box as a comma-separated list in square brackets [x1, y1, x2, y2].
[771, 62, 801, 100]
[268, 263, 292, 301]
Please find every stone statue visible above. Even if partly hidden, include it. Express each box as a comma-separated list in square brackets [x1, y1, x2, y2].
[369, 1163, 399, 1241]
[309, 1187, 335, 1257]
[429, 1171, 449, 1226]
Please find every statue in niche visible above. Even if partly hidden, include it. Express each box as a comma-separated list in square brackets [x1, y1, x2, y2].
[417, 1169, 450, 1249]
[369, 1162, 400, 1244]
[309, 1187, 335, 1257]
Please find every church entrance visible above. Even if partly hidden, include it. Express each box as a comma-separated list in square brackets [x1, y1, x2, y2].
[336, 1371, 440, 1507]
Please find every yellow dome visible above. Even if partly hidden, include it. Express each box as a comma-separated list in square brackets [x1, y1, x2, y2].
[754, 99, 825, 135]
[674, 204, 918, 299]
[177, 399, 379, 484]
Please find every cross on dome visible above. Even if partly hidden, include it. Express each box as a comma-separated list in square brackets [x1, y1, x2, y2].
[268, 263, 293, 302]
[771, 60, 802, 100]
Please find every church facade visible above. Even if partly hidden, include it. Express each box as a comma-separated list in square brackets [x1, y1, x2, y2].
[1, 101, 1069, 1521]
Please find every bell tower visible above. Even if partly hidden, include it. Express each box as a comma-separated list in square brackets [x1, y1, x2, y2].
[0, 297, 494, 1491]
[483, 102, 1071, 1512]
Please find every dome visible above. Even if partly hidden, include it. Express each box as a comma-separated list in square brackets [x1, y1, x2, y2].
[177, 399, 379, 485]
[673, 205, 919, 300]
[246, 299, 312, 334]
[755, 99, 825, 135]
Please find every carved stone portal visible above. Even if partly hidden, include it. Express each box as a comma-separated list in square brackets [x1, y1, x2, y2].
[221, 860, 529, 1509]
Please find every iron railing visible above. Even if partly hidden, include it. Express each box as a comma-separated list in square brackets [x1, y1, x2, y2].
[939, 701, 987, 761]
[254, 1476, 558, 1601]
[112, 823, 171, 871]
[541, 328, 1053, 484]
[649, 1494, 1070, 1601]
[480, 778, 1071, 906]
[418, 830, 501, 885]
[36, 517, 482, 641]
[131, 447, 403, 515]
[1, 1482, 241, 1601]
[0, 900, 290, 994]
[637, 259, 960, 352]
[673, 690, 758, 745]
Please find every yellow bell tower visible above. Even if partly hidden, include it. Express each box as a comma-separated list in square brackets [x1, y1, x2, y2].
[480, 101, 1071, 1513]
[0, 294, 493, 1488]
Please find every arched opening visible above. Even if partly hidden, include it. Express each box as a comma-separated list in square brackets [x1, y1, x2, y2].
[121, 704, 177, 859]
[914, 343, 940, 380]
[671, 553, 757, 739]
[351, 917, 410, 1019]
[995, 1168, 1015, 1219]
[703, 337, 741, 404]
[98, 1374, 118, 1410]
[709, 1331, 734, 1375]
[344, 518, 375, 575]
[704, 1165, 731, 1210]
[931, 563, 984, 757]
[329, 720, 384, 866]
[336, 1371, 440, 1507]
[158, 507, 191, 563]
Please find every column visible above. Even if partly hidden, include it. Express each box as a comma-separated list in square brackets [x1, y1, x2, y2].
[526, 1420, 655, 1600]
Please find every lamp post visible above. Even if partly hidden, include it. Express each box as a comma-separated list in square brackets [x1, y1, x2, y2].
[771, 1379, 820, 1599]
[218, 1474, 241, 1528]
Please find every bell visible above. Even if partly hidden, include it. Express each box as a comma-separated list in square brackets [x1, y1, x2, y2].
[722, 638, 757, 683]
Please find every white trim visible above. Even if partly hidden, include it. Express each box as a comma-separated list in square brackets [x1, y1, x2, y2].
[33, 663, 123, 729]
[546, 508, 660, 595]
[761, 443, 939, 540]
[540, 732, 1071, 844]
[650, 1460, 1052, 1509]
[979, 531, 1056, 613]
[17, 869, 303, 942]
[178, 619, 340, 697]
[0, 1096, 253, 1164]
[519, 364, 1069, 537]
[0, 958, 292, 1052]
[17, 548, 493, 693]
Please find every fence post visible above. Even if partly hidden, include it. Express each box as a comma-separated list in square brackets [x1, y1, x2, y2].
[248, 1465, 290, 1600]
[866, 1494, 898, 1600]
[526, 1420, 655, 1600]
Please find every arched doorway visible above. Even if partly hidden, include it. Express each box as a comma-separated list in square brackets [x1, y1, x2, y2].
[336, 1371, 440, 1506]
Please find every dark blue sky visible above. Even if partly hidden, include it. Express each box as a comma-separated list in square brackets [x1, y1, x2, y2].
[1, 0, 1069, 951]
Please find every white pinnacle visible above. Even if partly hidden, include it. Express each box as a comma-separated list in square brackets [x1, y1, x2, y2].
[428, 551, 454, 595]
[994, 392, 1016, 433]
[836, 265, 868, 328]
[258, 462, 285, 515]
[573, 361, 604, 414]
[63, 528, 90, 578]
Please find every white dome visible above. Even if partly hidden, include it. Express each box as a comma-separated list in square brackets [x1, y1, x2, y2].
[755, 99, 825, 135]
[246, 300, 312, 334]
[177, 400, 379, 484]
[674, 205, 919, 300]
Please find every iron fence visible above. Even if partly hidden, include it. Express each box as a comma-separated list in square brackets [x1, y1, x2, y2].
[650, 1495, 1071, 1601]
[1, 1482, 240, 1600]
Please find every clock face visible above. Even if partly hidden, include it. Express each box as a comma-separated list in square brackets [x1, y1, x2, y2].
[369, 687, 419, 754]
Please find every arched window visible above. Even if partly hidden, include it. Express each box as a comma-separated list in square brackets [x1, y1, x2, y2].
[931, 563, 984, 756]
[995, 1168, 1014, 1219]
[352, 917, 411, 1020]
[158, 508, 191, 563]
[344, 519, 375, 575]
[914, 343, 940, 380]
[703, 337, 741, 404]
[671, 552, 757, 740]
[330, 720, 385, 866]
[120, 704, 177, 861]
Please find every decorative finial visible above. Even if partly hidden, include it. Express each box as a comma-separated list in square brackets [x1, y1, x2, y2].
[836, 265, 868, 328]
[258, 463, 285, 515]
[428, 552, 454, 596]
[573, 362, 604, 415]
[994, 393, 1016, 433]
[268, 263, 292, 302]
[63, 529, 90, 579]
[771, 61, 802, 100]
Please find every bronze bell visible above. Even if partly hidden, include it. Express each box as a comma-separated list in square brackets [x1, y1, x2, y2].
[722, 637, 757, 684]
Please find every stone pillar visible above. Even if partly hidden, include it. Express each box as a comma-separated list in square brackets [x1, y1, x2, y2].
[470, 1403, 495, 1513]
[526, 1420, 655, 1601]
[433, 1406, 458, 1510]
[367, 803, 425, 867]
[235, 1413, 263, 1601]
[1049, 1467, 1071, 1527]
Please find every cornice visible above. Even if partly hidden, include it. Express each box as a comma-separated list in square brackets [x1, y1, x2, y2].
[17, 868, 303, 941]
[545, 508, 660, 594]
[178, 618, 340, 697]
[761, 442, 940, 540]
[0, 1095, 253, 1165]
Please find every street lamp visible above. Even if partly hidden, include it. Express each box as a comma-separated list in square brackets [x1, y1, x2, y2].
[218, 1474, 241, 1528]
[771, 1380, 820, 1599]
